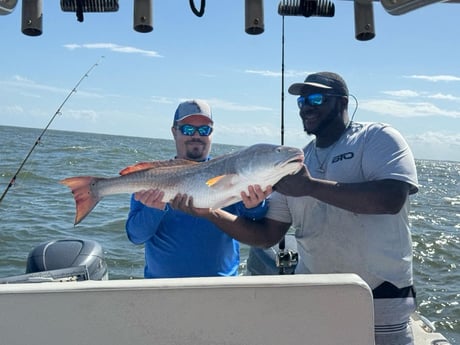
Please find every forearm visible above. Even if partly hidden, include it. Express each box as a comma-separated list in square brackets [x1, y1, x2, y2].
[126, 199, 164, 243]
[202, 209, 284, 248]
[306, 178, 409, 214]
[232, 199, 268, 220]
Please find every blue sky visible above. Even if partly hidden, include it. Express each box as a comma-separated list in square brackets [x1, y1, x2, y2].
[1, 1, 459, 161]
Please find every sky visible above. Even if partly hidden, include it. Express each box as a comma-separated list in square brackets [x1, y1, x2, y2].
[1, 1, 460, 162]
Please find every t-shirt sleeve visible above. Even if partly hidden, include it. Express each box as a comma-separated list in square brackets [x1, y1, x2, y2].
[362, 123, 419, 194]
[265, 191, 293, 224]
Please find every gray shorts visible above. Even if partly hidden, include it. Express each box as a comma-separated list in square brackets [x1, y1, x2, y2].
[372, 282, 416, 345]
[373, 295, 417, 345]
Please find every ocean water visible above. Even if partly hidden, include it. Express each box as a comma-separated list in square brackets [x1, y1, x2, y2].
[1, 125, 459, 343]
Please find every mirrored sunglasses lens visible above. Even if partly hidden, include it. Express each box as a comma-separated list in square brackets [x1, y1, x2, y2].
[297, 96, 305, 109]
[179, 125, 212, 136]
[197, 126, 212, 136]
[297, 94, 324, 108]
[180, 125, 196, 136]
[308, 94, 323, 106]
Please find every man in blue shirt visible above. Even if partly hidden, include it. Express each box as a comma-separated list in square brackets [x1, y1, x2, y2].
[126, 99, 268, 278]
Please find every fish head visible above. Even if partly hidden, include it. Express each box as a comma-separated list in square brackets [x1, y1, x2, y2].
[233, 143, 305, 187]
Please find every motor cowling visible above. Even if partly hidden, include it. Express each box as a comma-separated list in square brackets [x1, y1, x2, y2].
[26, 238, 108, 280]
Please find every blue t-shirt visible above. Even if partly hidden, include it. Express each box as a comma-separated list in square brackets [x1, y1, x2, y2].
[126, 196, 268, 278]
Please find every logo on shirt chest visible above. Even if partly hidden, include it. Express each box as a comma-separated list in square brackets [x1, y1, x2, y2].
[331, 152, 354, 164]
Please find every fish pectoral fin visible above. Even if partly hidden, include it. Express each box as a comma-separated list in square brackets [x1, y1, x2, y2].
[206, 174, 239, 188]
[119, 159, 198, 175]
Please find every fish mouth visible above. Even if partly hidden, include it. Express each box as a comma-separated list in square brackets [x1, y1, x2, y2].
[292, 153, 305, 164]
[281, 153, 305, 173]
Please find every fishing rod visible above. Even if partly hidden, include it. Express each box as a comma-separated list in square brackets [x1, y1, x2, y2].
[280, 14, 285, 146]
[0, 57, 103, 204]
[277, 15, 299, 274]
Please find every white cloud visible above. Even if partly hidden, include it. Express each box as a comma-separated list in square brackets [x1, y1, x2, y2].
[406, 131, 460, 161]
[405, 75, 460, 82]
[409, 131, 460, 145]
[151, 96, 175, 104]
[205, 98, 273, 112]
[245, 69, 280, 77]
[63, 43, 162, 58]
[361, 99, 460, 118]
[63, 109, 98, 122]
[382, 90, 419, 97]
[0, 75, 66, 97]
[0, 75, 105, 100]
[244, 69, 308, 78]
[218, 123, 278, 138]
[12, 75, 34, 83]
[427, 93, 460, 101]
[380, 90, 460, 101]
[4, 105, 24, 114]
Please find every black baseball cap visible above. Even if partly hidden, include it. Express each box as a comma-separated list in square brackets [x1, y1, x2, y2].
[288, 72, 349, 96]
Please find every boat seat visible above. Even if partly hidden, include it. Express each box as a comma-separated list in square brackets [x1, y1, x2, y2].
[0, 273, 374, 345]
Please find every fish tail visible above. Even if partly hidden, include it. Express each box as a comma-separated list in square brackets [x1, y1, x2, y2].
[60, 176, 102, 225]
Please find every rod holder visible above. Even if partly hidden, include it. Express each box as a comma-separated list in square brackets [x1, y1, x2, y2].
[245, 0, 264, 35]
[354, 0, 375, 41]
[134, 0, 153, 33]
[21, 0, 42, 36]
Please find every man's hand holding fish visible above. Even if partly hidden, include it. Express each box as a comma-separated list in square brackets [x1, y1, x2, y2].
[133, 189, 166, 210]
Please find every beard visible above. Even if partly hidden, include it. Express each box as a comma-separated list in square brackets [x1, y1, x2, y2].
[185, 139, 207, 160]
[304, 102, 341, 136]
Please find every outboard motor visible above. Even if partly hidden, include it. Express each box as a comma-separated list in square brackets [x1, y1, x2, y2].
[27, 238, 108, 279]
[246, 234, 298, 275]
[0, 238, 108, 283]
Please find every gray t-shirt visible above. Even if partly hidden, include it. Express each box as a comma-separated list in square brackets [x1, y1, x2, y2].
[266, 122, 419, 289]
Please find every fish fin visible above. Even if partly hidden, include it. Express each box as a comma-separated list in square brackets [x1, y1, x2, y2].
[206, 174, 239, 188]
[119, 162, 157, 175]
[119, 159, 198, 175]
[206, 175, 226, 187]
[60, 176, 102, 225]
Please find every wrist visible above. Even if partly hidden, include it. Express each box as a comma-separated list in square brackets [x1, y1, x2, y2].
[206, 208, 235, 222]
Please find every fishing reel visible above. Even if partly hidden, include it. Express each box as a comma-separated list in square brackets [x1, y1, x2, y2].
[276, 249, 298, 275]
